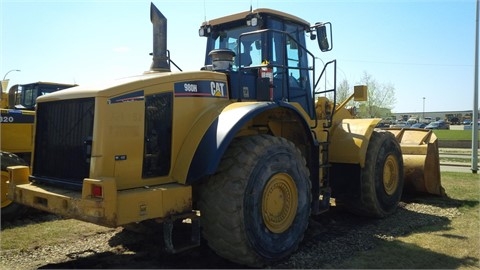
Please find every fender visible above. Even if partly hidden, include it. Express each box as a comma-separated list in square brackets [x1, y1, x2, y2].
[186, 101, 314, 183]
[329, 118, 381, 167]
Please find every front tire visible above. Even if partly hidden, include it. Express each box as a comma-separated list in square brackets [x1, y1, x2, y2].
[1, 151, 28, 221]
[197, 135, 311, 267]
[345, 131, 404, 218]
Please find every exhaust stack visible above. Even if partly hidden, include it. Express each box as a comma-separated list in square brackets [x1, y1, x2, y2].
[150, 3, 170, 72]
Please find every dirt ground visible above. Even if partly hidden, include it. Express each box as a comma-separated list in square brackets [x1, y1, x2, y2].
[1, 195, 466, 270]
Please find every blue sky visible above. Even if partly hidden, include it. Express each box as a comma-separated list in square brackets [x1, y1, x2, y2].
[1, 0, 477, 113]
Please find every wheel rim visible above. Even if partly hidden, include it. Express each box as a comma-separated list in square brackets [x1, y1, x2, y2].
[1, 171, 13, 208]
[383, 154, 399, 196]
[262, 173, 298, 233]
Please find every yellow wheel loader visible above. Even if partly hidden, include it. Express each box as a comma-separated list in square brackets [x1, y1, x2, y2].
[1, 82, 75, 221]
[8, 3, 443, 266]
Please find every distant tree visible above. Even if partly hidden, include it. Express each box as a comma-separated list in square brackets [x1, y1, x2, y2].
[356, 72, 396, 118]
[327, 78, 351, 105]
[336, 79, 351, 103]
[335, 79, 363, 117]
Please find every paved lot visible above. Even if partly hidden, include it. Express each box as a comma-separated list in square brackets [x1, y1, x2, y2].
[440, 164, 477, 173]
[439, 148, 479, 173]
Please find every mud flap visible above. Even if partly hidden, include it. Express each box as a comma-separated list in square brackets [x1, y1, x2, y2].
[385, 128, 446, 196]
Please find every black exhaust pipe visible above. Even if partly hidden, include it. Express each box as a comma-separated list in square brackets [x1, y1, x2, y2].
[150, 3, 170, 72]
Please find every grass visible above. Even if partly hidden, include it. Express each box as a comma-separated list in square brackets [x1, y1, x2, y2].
[333, 172, 480, 269]
[433, 129, 479, 141]
[0, 217, 114, 251]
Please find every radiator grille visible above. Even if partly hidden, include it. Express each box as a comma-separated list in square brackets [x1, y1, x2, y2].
[32, 98, 95, 189]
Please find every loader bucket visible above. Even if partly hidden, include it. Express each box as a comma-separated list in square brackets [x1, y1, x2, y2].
[385, 128, 446, 196]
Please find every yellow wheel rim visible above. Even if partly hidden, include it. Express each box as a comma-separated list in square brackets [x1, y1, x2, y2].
[383, 155, 399, 196]
[262, 173, 298, 233]
[1, 171, 13, 208]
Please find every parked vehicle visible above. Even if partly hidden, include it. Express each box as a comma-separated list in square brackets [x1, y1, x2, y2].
[425, 121, 449, 130]
[375, 121, 390, 128]
[406, 117, 418, 126]
[445, 113, 462, 125]
[390, 121, 409, 128]
[1, 82, 76, 221]
[423, 117, 433, 123]
[411, 122, 427, 129]
[449, 117, 460, 125]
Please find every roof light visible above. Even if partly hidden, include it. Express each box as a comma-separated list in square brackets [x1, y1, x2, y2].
[251, 17, 258, 27]
[246, 14, 262, 27]
[198, 25, 212, 37]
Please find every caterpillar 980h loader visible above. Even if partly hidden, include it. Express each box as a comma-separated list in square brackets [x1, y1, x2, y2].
[1, 82, 75, 221]
[8, 3, 444, 266]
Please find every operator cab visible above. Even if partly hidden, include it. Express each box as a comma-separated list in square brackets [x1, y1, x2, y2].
[199, 8, 332, 119]
[8, 82, 76, 110]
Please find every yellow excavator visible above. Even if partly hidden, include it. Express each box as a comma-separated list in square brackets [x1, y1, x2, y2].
[1, 82, 75, 220]
[8, 3, 443, 266]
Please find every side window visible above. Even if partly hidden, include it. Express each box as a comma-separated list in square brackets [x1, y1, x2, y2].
[23, 87, 36, 108]
[271, 31, 285, 79]
[286, 36, 301, 88]
[238, 33, 263, 68]
[248, 38, 262, 66]
[238, 38, 252, 68]
[210, 26, 258, 70]
[214, 36, 237, 53]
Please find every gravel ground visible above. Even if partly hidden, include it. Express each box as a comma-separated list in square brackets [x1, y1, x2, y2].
[0, 196, 462, 269]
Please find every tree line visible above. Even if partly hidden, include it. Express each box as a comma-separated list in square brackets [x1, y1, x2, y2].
[335, 71, 396, 119]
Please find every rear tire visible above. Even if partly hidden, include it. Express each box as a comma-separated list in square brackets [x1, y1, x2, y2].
[197, 135, 311, 267]
[1, 151, 28, 221]
[344, 131, 404, 218]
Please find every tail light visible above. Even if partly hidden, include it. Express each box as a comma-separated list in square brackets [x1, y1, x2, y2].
[91, 184, 103, 198]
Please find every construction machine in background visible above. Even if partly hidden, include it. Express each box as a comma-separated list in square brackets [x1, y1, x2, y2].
[1, 82, 75, 220]
[8, 3, 444, 267]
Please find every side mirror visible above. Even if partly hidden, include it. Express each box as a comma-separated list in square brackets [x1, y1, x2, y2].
[315, 22, 332, 52]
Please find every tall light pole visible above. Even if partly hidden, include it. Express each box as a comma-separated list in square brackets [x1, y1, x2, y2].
[422, 97, 425, 121]
[1, 69, 21, 92]
[471, 0, 479, 174]
[3, 69, 21, 80]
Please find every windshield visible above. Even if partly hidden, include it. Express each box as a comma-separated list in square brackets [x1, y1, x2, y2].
[206, 25, 259, 70]
[20, 85, 39, 108]
[19, 84, 71, 109]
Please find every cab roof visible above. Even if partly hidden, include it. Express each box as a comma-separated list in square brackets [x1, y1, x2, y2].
[202, 8, 310, 28]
